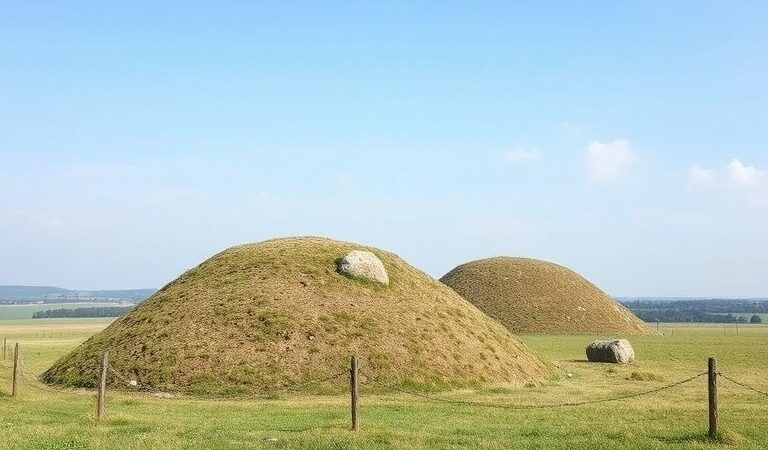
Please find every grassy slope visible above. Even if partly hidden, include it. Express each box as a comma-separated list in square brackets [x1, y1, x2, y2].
[1, 319, 766, 449]
[42, 238, 548, 393]
[441, 257, 650, 335]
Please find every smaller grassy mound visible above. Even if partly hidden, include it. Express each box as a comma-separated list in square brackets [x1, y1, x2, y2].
[441, 257, 650, 335]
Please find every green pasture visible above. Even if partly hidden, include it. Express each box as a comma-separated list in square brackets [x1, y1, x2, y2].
[0, 304, 125, 321]
[0, 319, 766, 449]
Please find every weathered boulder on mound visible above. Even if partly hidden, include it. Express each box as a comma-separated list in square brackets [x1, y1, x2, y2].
[586, 339, 635, 364]
[337, 250, 389, 284]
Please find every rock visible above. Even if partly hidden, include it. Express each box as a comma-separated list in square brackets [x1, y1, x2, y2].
[337, 250, 389, 285]
[586, 339, 635, 364]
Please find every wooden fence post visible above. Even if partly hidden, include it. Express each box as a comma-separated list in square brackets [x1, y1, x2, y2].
[11, 343, 19, 397]
[708, 357, 718, 440]
[350, 355, 359, 432]
[97, 352, 109, 420]
[2, 337, 6, 360]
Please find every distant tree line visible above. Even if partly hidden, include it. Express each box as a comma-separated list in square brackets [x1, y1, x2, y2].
[621, 299, 766, 324]
[32, 306, 133, 319]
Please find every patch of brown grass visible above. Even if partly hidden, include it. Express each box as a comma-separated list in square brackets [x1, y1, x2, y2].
[627, 371, 664, 382]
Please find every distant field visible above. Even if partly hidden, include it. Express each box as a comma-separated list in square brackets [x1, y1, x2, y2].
[0, 319, 766, 449]
[711, 313, 768, 322]
[0, 303, 125, 320]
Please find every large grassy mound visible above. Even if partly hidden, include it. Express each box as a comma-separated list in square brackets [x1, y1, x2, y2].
[43, 237, 548, 394]
[441, 257, 650, 335]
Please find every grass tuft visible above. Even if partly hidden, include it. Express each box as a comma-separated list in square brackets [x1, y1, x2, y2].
[627, 371, 664, 382]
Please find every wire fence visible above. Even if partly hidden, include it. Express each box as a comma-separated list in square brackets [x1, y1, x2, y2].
[718, 372, 768, 398]
[4, 340, 768, 440]
[107, 364, 350, 400]
[3, 348, 348, 401]
[360, 370, 710, 410]
[5, 342, 768, 408]
[5, 347, 768, 407]
[15, 353, 91, 396]
[6, 346, 350, 401]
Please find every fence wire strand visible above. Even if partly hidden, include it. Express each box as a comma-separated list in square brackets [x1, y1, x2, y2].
[107, 365, 349, 399]
[8, 343, 348, 400]
[361, 370, 707, 410]
[6, 344, 737, 410]
[13, 347, 341, 400]
[718, 372, 768, 398]
[16, 354, 84, 395]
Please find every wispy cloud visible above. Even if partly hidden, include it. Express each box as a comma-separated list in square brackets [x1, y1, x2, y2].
[504, 148, 541, 163]
[688, 159, 768, 207]
[585, 139, 638, 182]
[727, 159, 767, 188]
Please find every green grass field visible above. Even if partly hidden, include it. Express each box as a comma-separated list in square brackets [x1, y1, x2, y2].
[0, 303, 126, 321]
[1, 319, 767, 449]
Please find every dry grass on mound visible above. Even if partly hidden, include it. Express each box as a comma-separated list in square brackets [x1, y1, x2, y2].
[440, 257, 650, 335]
[43, 237, 549, 395]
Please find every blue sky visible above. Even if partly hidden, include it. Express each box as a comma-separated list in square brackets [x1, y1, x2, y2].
[1, 1, 767, 296]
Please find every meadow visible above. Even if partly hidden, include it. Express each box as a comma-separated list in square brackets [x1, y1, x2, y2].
[0, 304, 125, 321]
[1, 319, 767, 449]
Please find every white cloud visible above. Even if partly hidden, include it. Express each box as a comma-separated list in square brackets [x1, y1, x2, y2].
[688, 164, 717, 188]
[585, 139, 638, 182]
[687, 159, 768, 208]
[727, 159, 767, 188]
[504, 148, 541, 163]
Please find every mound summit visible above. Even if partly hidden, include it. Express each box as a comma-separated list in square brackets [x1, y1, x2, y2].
[43, 237, 548, 394]
[440, 257, 650, 335]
